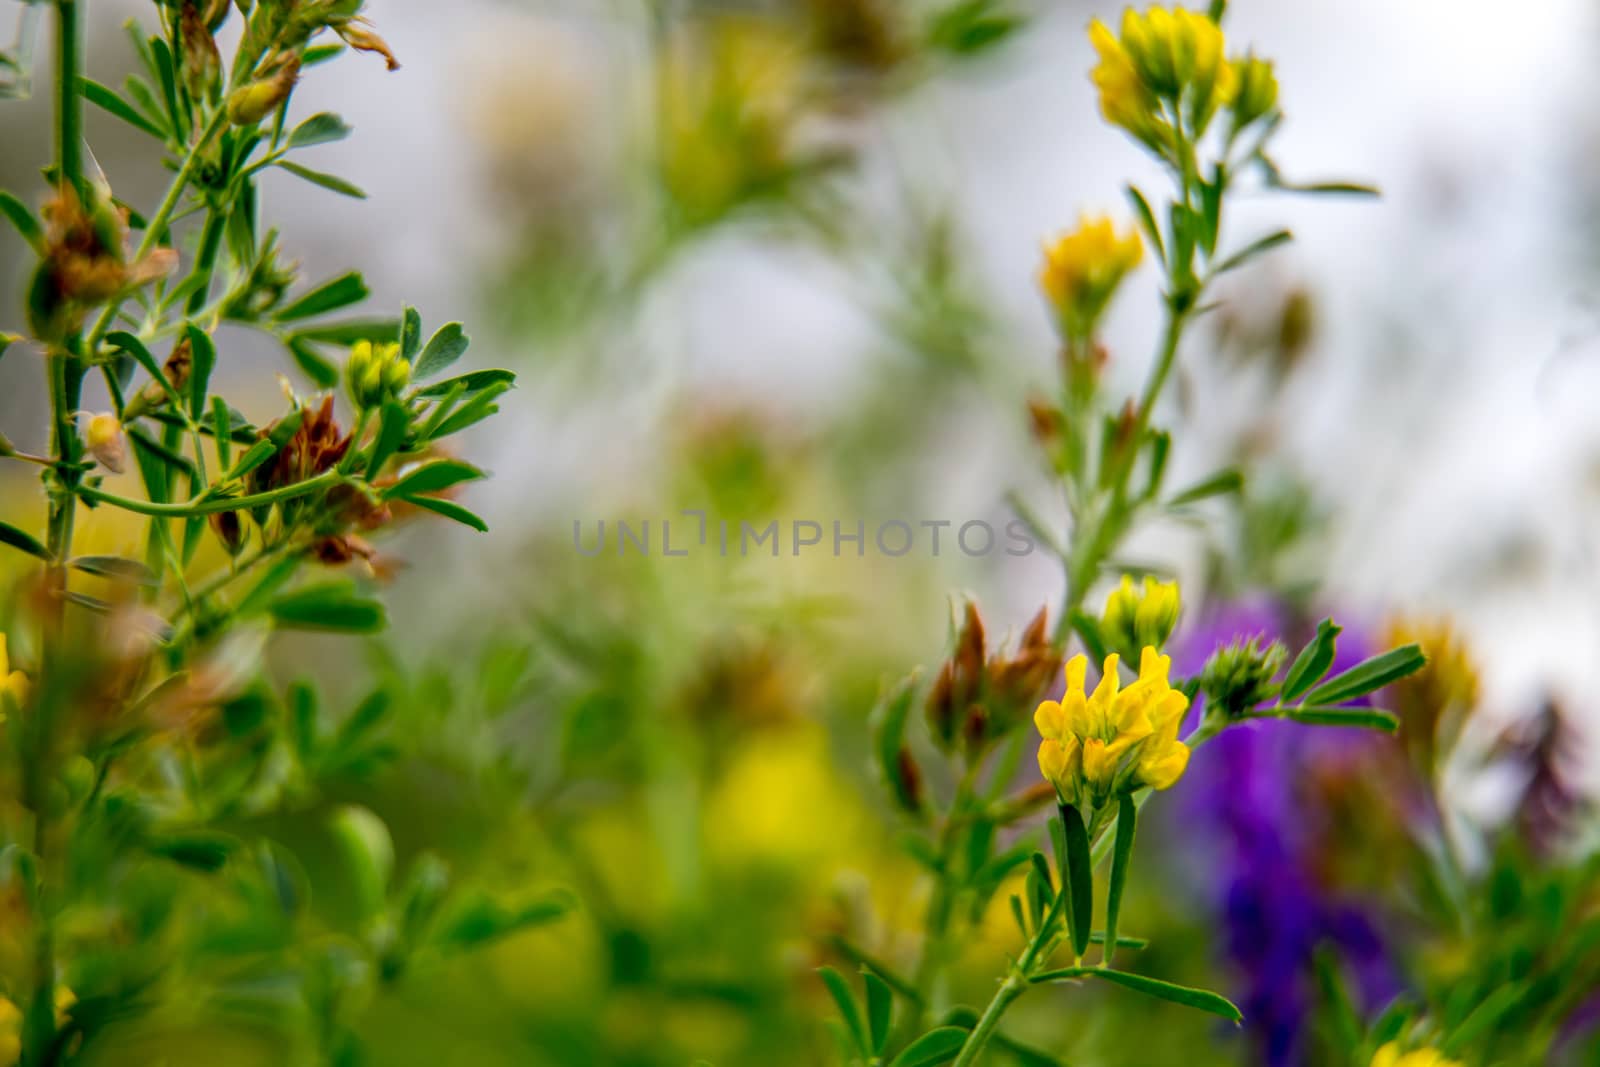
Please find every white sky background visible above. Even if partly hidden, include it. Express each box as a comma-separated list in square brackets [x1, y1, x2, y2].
[4, 1, 1596, 781]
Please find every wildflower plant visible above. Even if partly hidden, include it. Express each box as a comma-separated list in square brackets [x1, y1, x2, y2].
[0, 1, 541, 1062]
[827, 6, 1433, 1064]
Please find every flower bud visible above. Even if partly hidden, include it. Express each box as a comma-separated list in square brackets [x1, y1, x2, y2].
[1198, 637, 1286, 719]
[1230, 54, 1278, 130]
[1100, 575, 1180, 660]
[86, 413, 127, 474]
[335, 20, 400, 71]
[346, 340, 410, 410]
[226, 55, 301, 126]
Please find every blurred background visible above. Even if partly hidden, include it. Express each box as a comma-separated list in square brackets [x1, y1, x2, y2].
[2, 0, 1598, 1064]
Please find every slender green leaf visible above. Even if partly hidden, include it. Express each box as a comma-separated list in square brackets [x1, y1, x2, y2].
[71, 555, 157, 586]
[225, 439, 279, 480]
[872, 675, 920, 814]
[0, 191, 43, 254]
[1086, 969, 1242, 1021]
[414, 368, 515, 398]
[79, 76, 166, 140]
[285, 338, 340, 388]
[276, 161, 367, 199]
[1275, 705, 1399, 732]
[1303, 644, 1426, 706]
[366, 401, 409, 477]
[0, 521, 49, 561]
[864, 971, 893, 1055]
[269, 582, 388, 633]
[818, 967, 868, 1055]
[276, 270, 368, 322]
[184, 323, 217, 420]
[1168, 468, 1243, 508]
[1104, 793, 1137, 968]
[290, 318, 401, 345]
[1126, 184, 1166, 267]
[404, 495, 488, 533]
[1214, 229, 1293, 275]
[888, 1027, 969, 1067]
[1060, 804, 1093, 959]
[1281, 618, 1340, 701]
[384, 459, 484, 499]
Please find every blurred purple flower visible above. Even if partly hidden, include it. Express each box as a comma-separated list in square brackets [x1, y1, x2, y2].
[1170, 600, 1402, 1067]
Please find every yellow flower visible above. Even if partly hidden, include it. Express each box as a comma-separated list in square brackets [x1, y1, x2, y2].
[0, 997, 18, 1067]
[1101, 575, 1180, 660]
[1035, 647, 1190, 807]
[0, 633, 28, 715]
[1384, 618, 1477, 773]
[1371, 1044, 1462, 1067]
[1038, 215, 1143, 341]
[1089, 6, 1241, 144]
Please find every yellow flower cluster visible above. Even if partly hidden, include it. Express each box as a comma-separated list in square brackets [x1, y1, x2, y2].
[1036, 647, 1190, 807]
[346, 340, 411, 410]
[1371, 1044, 1462, 1067]
[1101, 575, 1180, 661]
[1089, 6, 1276, 154]
[1038, 215, 1143, 341]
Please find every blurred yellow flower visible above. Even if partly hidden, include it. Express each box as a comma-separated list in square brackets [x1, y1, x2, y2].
[1101, 575, 1180, 659]
[0, 633, 28, 714]
[1230, 53, 1278, 130]
[346, 340, 410, 410]
[1038, 215, 1143, 341]
[1090, 6, 1239, 144]
[1371, 1044, 1462, 1067]
[0, 997, 18, 1067]
[1384, 617, 1478, 774]
[1035, 647, 1189, 808]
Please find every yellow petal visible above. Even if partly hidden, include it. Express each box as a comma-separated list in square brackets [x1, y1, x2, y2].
[1034, 699, 1065, 739]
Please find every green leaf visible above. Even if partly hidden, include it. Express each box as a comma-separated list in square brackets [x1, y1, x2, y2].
[872, 675, 921, 814]
[1068, 610, 1108, 663]
[432, 889, 573, 951]
[275, 270, 369, 322]
[302, 43, 345, 67]
[429, 385, 507, 438]
[0, 191, 43, 255]
[399, 305, 422, 360]
[888, 1027, 969, 1067]
[288, 111, 352, 149]
[1060, 804, 1093, 959]
[290, 318, 401, 345]
[0, 521, 49, 561]
[71, 555, 157, 586]
[79, 76, 167, 140]
[1281, 618, 1341, 701]
[818, 967, 868, 1055]
[1126, 184, 1166, 267]
[211, 397, 233, 469]
[413, 322, 469, 380]
[223, 439, 277, 480]
[927, 0, 1024, 57]
[414, 368, 515, 398]
[330, 805, 393, 917]
[1104, 793, 1137, 968]
[366, 401, 410, 476]
[1032, 968, 1242, 1022]
[1214, 229, 1293, 275]
[864, 970, 893, 1055]
[184, 323, 217, 420]
[285, 338, 339, 388]
[269, 581, 388, 633]
[1275, 705, 1399, 732]
[404, 495, 489, 533]
[384, 459, 484, 499]
[276, 161, 367, 199]
[1303, 644, 1426, 706]
[1168, 468, 1243, 507]
[150, 831, 237, 872]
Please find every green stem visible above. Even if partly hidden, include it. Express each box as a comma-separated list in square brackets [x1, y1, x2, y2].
[28, 7, 85, 1060]
[76, 468, 343, 517]
[952, 976, 1026, 1067]
[84, 107, 230, 356]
